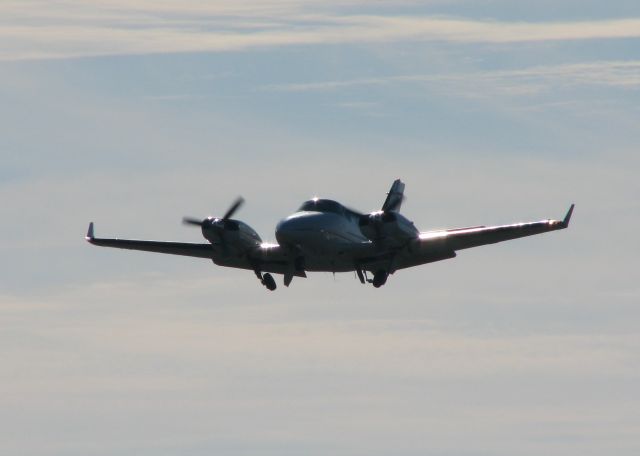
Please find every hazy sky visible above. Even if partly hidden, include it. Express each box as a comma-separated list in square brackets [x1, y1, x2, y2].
[1, 1, 639, 455]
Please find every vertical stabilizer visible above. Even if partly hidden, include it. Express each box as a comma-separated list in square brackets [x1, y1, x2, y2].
[381, 179, 405, 212]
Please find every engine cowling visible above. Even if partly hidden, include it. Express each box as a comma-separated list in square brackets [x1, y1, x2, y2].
[201, 218, 238, 243]
[202, 218, 262, 254]
[359, 211, 395, 239]
[359, 211, 418, 244]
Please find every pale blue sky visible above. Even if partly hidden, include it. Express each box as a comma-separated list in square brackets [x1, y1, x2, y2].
[1, 1, 639, 455]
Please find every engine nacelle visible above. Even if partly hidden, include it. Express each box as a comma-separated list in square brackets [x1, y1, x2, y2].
[202, 218, 262, 254]
[358, 211, 418, 244]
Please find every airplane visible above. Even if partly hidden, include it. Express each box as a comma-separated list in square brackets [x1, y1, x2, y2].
[86, 180, 574, 291]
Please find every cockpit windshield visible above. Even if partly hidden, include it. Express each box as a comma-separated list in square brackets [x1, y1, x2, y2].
[298, 199, 345, 215]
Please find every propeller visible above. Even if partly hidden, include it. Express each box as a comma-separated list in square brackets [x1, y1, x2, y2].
[182, 216, 205, 227]
[182, 197, 245, 256]
[182, 197, 245, 228]
[222, 196, 244, 220]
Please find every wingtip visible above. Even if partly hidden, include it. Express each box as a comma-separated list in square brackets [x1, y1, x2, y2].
[86, 222, 95, 241]
[562, 204, 575, 227]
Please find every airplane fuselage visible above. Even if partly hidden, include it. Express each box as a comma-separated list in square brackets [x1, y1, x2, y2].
[272, 198, 422, 273]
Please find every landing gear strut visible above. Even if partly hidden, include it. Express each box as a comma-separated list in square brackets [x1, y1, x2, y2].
[255, 270, 277, 291]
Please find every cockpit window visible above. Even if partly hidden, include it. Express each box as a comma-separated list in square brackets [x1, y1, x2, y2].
[298, 199, 345, 215]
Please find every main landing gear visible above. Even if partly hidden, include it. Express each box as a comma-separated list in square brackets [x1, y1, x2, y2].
[356, 269, 389, 288]
[372, 270, 388, 288]
[255, 270, 277, 291]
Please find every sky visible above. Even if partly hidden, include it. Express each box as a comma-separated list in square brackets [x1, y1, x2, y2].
[1, 1, 639, 455]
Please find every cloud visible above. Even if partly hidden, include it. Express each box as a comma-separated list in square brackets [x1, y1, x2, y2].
[2, 3, 639, 455]
[263, 61, 640, 97]
[3, 272, 639, 454]
[1, 1, 640, 60]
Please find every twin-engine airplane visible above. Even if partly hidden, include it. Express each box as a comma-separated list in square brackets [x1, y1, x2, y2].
[86, 180, 574, 291]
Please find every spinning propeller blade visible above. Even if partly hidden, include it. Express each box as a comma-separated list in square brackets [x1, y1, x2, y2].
[223, 197, 244, 220]
[182, 196, 245, 235]
[182, 216, 205, 226]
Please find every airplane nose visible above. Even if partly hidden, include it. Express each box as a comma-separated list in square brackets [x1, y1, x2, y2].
[276, 213, 322, 245]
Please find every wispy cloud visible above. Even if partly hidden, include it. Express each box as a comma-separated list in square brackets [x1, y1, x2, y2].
[1, 1, 640, 60]
[264, 61, 640, 97]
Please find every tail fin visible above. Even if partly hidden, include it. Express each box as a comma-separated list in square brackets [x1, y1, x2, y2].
[381, 179, 405, 212]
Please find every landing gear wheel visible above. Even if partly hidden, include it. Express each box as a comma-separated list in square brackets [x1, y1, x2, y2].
[372, 270, 388, 288]
[262, 273, 277, 291]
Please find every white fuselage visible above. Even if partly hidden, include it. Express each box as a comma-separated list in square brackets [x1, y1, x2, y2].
[274, 199, 419, 272]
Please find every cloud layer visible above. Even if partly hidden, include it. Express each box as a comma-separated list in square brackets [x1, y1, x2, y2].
[2, 1, 640, 60]
[2, 2, 639, 455]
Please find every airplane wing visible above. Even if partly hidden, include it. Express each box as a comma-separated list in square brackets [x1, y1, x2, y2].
[418, 204, 574, 252]
[85, 222, 215, 259]
[85, 222, 300, 276]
